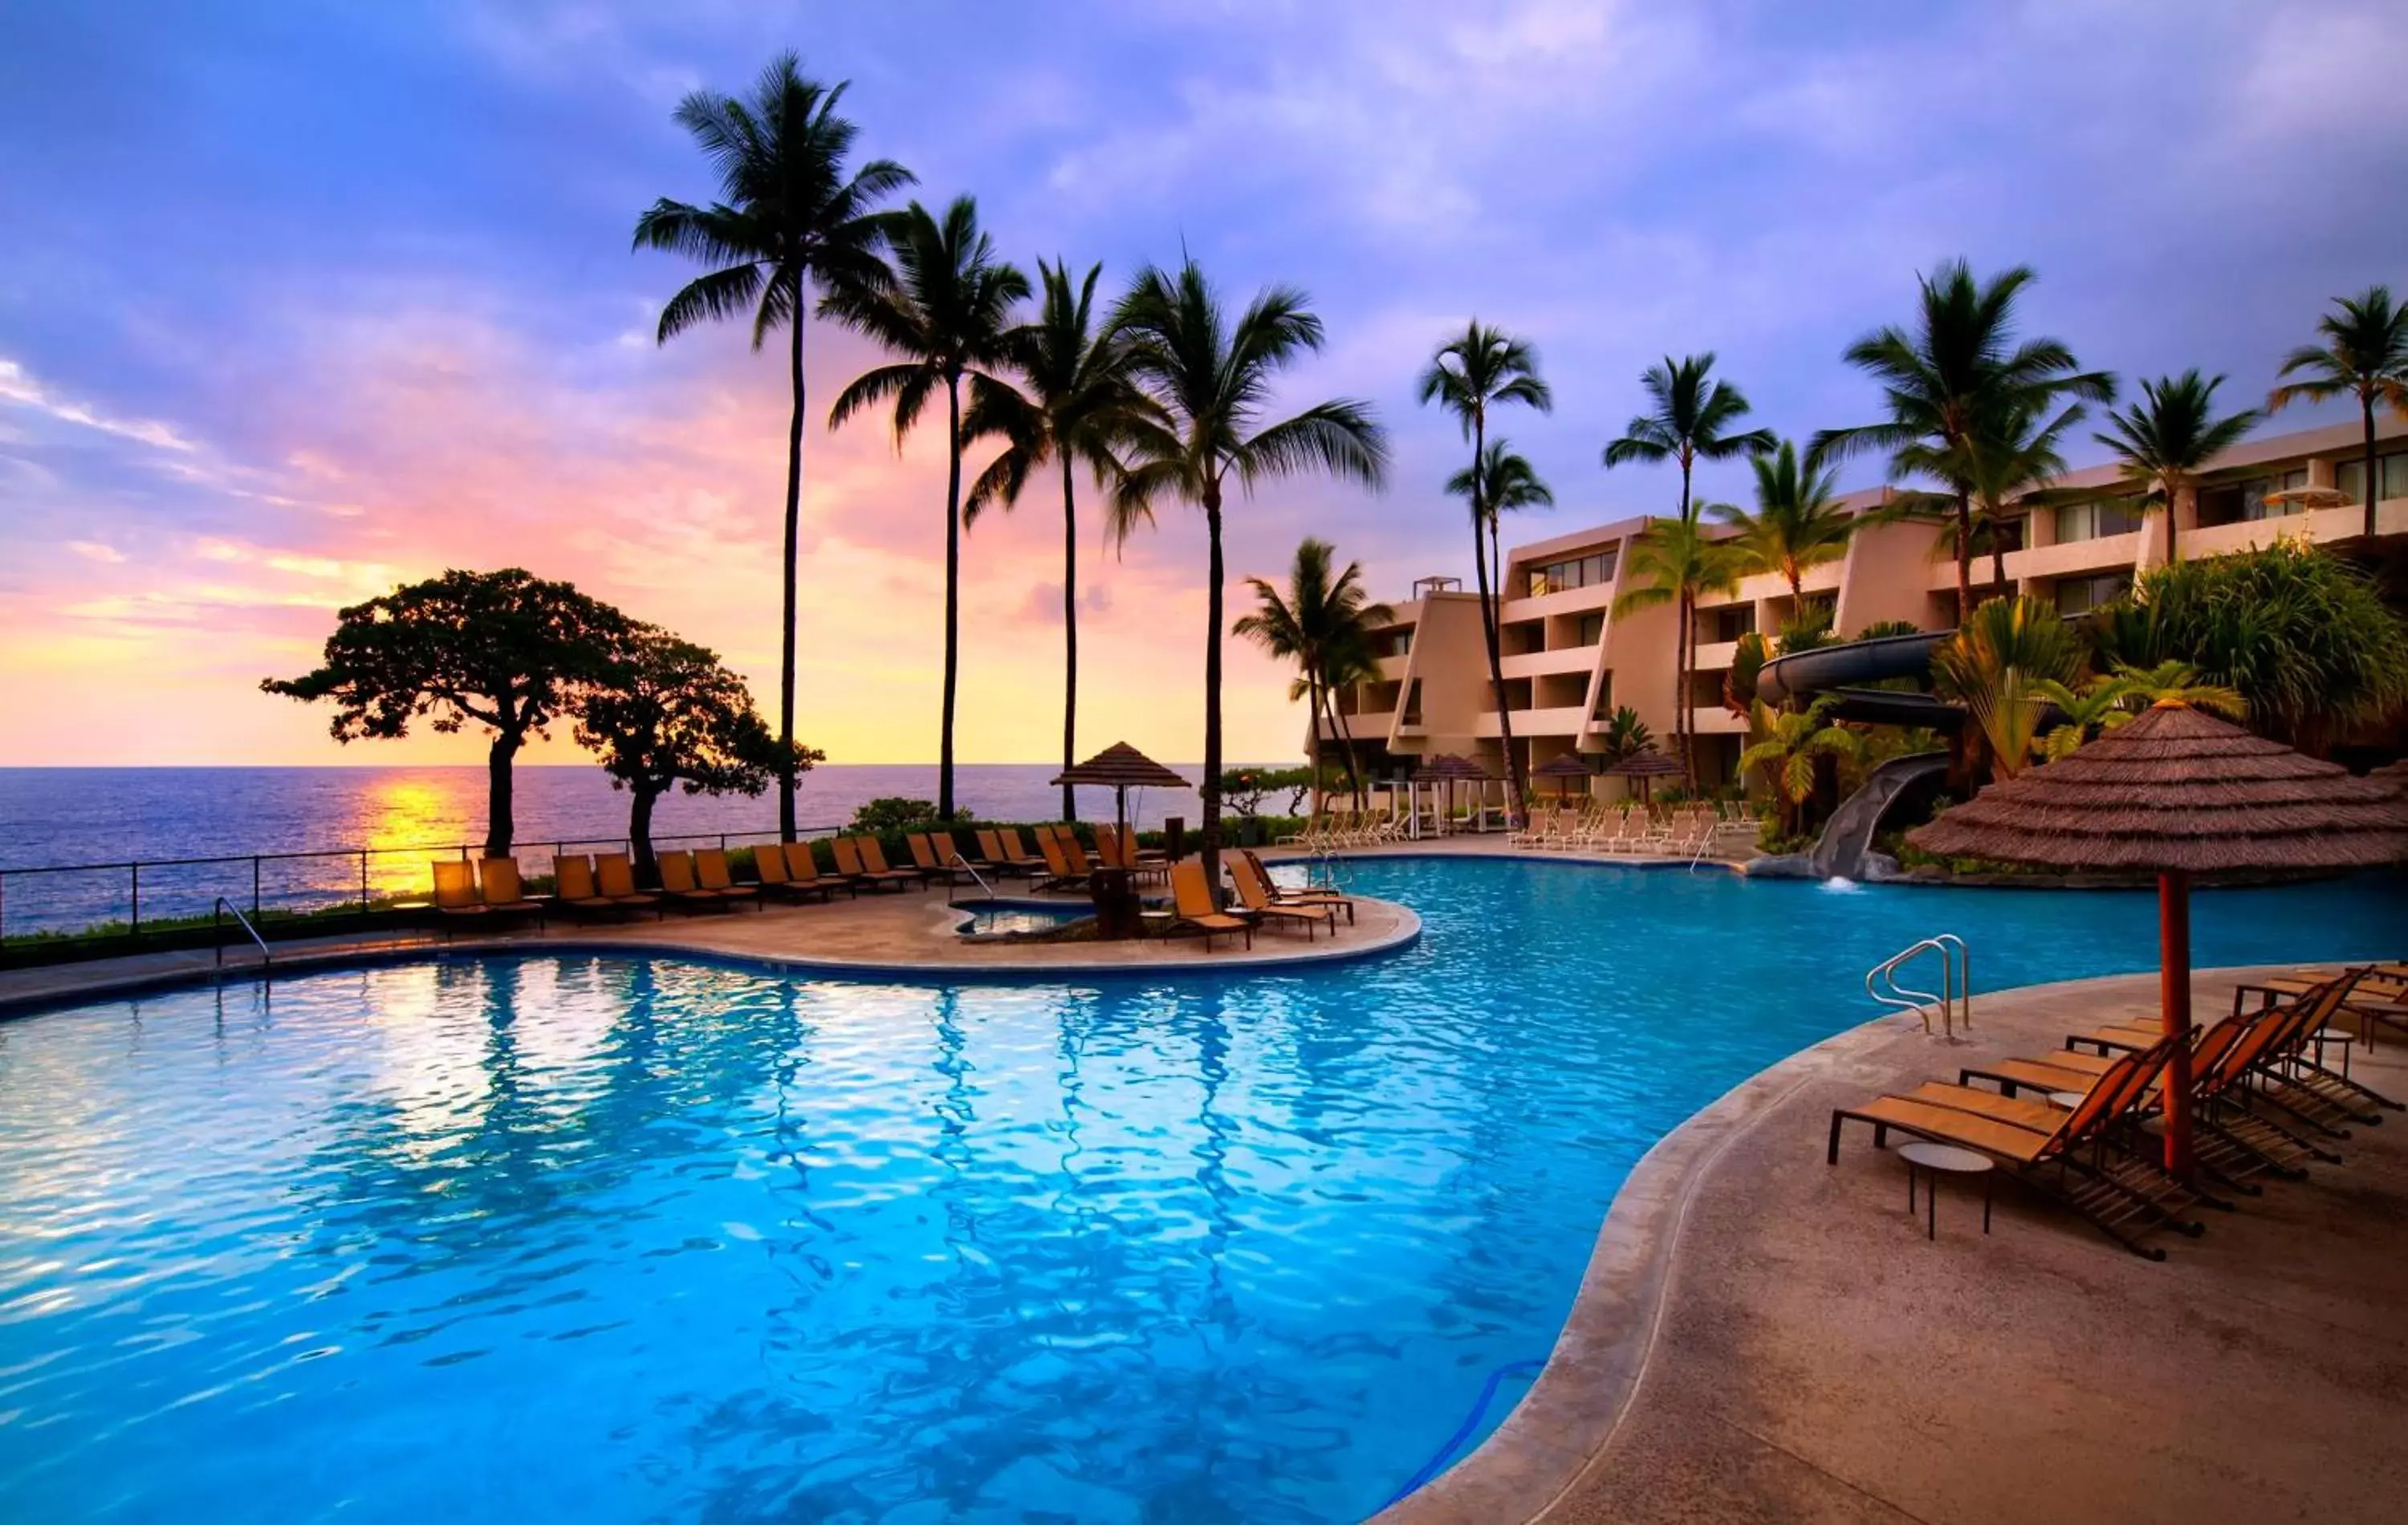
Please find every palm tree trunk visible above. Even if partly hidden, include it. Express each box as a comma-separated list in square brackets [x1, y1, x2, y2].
[1328, 685, 1365, 807]
[1954, 488, 1973, 619]
[485, 730, 519, 858]
[939, 375, 962, 820]
[1470, 417, 1526, 826]
[1676, 589, 1694, 791]
[628, 782, 660, 880]
[1305, 673, 1324, 819]
[2363, 396, 2381, 540]
[778, 290, 807, 842]
[1990, 517, 2009, 596]
[1202, 488, 1226, 899]
[1060, 454, 1078, 822]
[2164, 480, 2181, 566]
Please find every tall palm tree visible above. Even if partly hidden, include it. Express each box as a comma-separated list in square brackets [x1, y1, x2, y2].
[1714, 438, 1857, 604]
[2093, 371, 2261, 567]
[1935, 395, 2084, 594]
[962, 260, 1151, 819]
[824, 196, 1029, 819]
[1110, 259, 1390, 889]
[1610, 513, 1743, 788]
[2268, 285, 2408, 539]
[635, 53, 913, 841]
[1449, 441, 1556, 581]
[1418, 323, 1552, 816]
[1234, 538, 1395, 811]
[1602, 353, 1775, 524]
[1816, 261, 2113, 617]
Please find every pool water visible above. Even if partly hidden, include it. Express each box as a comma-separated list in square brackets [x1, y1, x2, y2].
[955, 900, 1093, 937]
[0, 860, 2398, 1523]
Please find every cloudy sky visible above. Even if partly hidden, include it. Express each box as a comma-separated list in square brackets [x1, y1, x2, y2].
[2, 0, 2402, 766]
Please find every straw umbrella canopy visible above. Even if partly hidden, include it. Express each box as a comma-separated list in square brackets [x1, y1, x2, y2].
[1413, 752, 1495, 831]
[1531, 753, 1593, 799]
[1909, 702, 2408, 1176]
[1051, 742, 1193, 844]
[2263, 485, 2352, 511]
[1605, 746, 1682, 803]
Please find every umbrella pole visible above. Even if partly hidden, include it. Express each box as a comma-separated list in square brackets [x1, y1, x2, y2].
[2158, 869, 2194, 1180]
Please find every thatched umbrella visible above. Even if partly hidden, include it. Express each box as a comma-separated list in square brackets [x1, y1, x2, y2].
[1413, 752, 1495, 833]
[1051, 742, 1193, 844]
[2263, 485, 2352, 511]
[1909, 703, 2408, 1176]
[1532, 752, 1593, 800]
[1605, 747, 1682, 803]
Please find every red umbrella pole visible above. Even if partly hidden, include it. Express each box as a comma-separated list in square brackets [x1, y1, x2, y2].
[2158, 869, 2194, 1179]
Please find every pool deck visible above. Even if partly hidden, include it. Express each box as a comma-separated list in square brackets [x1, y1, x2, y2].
[1380, 962, 2408, 1525]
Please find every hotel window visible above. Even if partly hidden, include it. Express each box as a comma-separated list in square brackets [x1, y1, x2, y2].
[1575, 612, 1605, 646]
[2053, 571, 2130, 616]
[1384, 628, 1413, 657]
[2335, 453, 2408, 503]
[2054, 498, 2145, 543]
[1698, 604, 1755, 643]
[1526, 549, 1617, 598]
[2201, 470, 2312, 527]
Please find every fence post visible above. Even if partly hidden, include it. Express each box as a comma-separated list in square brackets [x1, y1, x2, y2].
[253, 856, 262, 919]
[360, 851, 369, 914]
[130, 862, 141, 941]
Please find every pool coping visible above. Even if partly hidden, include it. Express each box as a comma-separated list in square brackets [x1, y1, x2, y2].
[1364, 959, 2365, 1525]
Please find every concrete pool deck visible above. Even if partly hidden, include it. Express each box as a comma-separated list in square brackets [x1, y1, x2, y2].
[1381, 962, 2408, 1525]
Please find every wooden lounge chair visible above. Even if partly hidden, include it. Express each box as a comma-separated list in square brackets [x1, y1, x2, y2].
[478, 857, 547, 927]
[431, 860, 486, 931]
[1168, 859, 1252, 950]
[1228, 855, 1332, 939]
[750, 840, 832, 902]
[974, 829, 1042, 880]
[776, 841, 845, 900]
[999, 828, 1053, 878]
[905, 831, 976, 887]
[655, 850, 731, 912]
[553, 853, 652, 919]
[694, 848, 762, 909]
[852, 836, 925, 892]
[594, 852, 665, 916]
[1240, 850, 1353, 924]
[1829, 1036, 2203, 1258]
[1031, 828, 1088, 893]
[1051, 826, 1100, 876]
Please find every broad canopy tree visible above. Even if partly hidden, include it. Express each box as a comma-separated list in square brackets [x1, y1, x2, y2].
[262, 569, 620, 857]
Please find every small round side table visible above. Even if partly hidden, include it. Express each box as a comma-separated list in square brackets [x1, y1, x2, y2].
[1898, 1141, 1993, 1240]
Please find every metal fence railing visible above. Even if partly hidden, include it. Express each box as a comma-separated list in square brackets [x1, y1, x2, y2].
[0, 823, 845, 950]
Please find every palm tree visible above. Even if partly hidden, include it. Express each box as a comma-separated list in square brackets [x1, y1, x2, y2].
[1418, 323, 1552, 816]
[1234, 538, 1395, 811]
[1739, 694, 1865, 840]
[1816, 261, 2113, 616]
[1930, 595, 2086, 780]
[1936, 395, 2085, 596]
[1611, 513, 1743, 788]
[635, 53, 913, 841]
[2032, 673, 2139, 762]
[962, 260, 1150, 819]
[2093, 371, 2260, 566]
[1603, 353, 1776, 524]
[2268, 286, 2408, 539]
[1714, 438, 1857, 604]
[1110, 259, 1390, 889]
[824, 196, 1030, 819]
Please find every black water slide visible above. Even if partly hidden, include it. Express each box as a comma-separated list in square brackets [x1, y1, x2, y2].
[1753, 628, 1962, 730]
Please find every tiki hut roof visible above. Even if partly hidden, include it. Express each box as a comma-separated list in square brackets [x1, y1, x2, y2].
[1908, 705, 2408, 873]
[1531, 754, 1595, 779]
[1051, 742, 1192, 791]
[2372, 758, 2408, 791]
[1604, 748, 1682, 778]
[1412, 752, 1495, 783]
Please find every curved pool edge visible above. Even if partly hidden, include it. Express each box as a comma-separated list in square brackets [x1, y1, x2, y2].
[0, 899, 1422, 1022]
[1365, 959, 2365, 1525]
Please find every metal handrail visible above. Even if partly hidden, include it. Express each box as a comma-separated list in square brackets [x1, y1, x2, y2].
[946, 859, 998, 905]
[1866, 934, 1971, 1038]
[212, 897, 271, 970]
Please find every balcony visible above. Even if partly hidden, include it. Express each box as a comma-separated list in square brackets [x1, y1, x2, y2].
[1318, 710, 1395, 742]
[1501, 645, 1599, 680]
[1476, 705, 1588, 737]
[1690, 707, 1747, 737]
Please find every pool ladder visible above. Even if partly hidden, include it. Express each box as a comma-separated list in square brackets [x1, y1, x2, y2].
[212, 897, 272, 973]
[1866, 934, 1970, 1038]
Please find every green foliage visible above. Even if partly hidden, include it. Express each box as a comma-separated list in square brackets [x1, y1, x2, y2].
[1218, 766, 1315, 818]
[1724, 631, 1768, 714]
[848, 797, 971, 833]
[2090, 539, 2408, 752]
[2268, 284, 2408, 535]
[1853, 619, 1923, 641]
[1594, 706, 1653, 765]
[1931, 595, 2086, 779]
[1234, 538, 1393, 802]
[1774, 603, 1834, 656]
[2092, 369, 2261, 563]
[1715, 438, 1859, 596]
[1601, 352, 1775, 522]
[1739, 694, 1865, 837]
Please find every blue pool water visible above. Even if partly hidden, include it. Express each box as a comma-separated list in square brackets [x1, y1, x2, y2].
[0, 860, 2399, 1523]
[955, 900, 1096, 937]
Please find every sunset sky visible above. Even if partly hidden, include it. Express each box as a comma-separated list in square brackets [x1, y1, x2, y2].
[3, 1, 2403, 767]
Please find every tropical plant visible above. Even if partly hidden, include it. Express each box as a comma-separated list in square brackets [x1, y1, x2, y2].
[1594, 705, 1653, 767]
[1715, 438, 1858, 600]
[963, 259, 1152, 819]
[1816, 261, 2113, 615]
[1930, 595, 2086, 780]
[2105, 659, 2246, 718]
[824, 196, 1030, 819]
[262, 570, 622, 856]
[1956, 394, 2082, 593]
[1739, 694, 1865, 839]
[1109, 259, 1389, 886]
[1233, 538, 1394, 811]
[2093, 370, 2262, 566]
[2089, 540, 2408, 753]
[1419, 323, 1553, 816]
[2268, 285, 2408, 539]
[2031, 673, 2139, 762]
[1853, 619, 1923, 641]
[1602, 352, 1775, 524]
[576, 625, 816, 874]
[1774, 603, 1834, 655]
[847, 796, 969, 833]
[635, 53, 912, 841]
[1611, 512, 1743, 787]
[1723, 631, 1768, 715]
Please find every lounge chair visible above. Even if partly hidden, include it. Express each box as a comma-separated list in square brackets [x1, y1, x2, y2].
[594, 852, 665, 916]
[852, 836, 925, 893]
[655, 850, 731, 912]
[430, 860, 487, 931]
[694, 848, 762, 909]
[830, 836, 913, 893]
[974, 828, 1042, 880]
[478, 857, 547, 927]
[751, 840, 835, 902]
[1168, 859, 1252, 950]
[999, 828, 1053, 878]
[778, 841, 846, 900]
[1240, 850, 1353, 924]
[554, 853, 656, 919]
[1031, 828, 1088, 893]
[905, 831, 976, 887]
[1051, 826, 1100, 876]
[1829, 1036, 2203, 1258]
[1228, 855, 1332, 939]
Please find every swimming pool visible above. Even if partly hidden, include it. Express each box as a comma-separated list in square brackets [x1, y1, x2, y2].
[954, 898, 1095, 937]
[0, 859, 2398, 1523]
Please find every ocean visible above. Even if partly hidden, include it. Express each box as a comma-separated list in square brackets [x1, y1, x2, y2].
[0, 764, 1274, 937]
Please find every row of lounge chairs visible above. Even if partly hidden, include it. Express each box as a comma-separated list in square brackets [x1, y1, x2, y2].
[1828, 966, 2403, 1258]
[1161, 852, 1357, 950]
[1279, 808, 1405, 851]
[1511, 803, 1747, 856]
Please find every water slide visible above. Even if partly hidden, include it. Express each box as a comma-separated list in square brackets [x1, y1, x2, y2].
[1755, 631, 1958, 880]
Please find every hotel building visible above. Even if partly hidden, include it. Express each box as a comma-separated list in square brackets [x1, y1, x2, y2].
[1320, 417, 2408, 787]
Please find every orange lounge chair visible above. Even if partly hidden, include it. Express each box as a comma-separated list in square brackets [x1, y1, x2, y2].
[1240, 850, 1352, 924]
[655, 851, 730, 912]
[477, 857, 546, 927]
[1168, 859, 1252, 950]
[552, 854, 652, 919]
[906, 832, 976, 886]
[431, 860, 486, 932]
[694, 848, 762, 910]
[753, 840, 836, 902]
[1031, 828, 1088, 893]
[854, 836, 922, 892]
[1227, 854, 1332, 940]
[593, 852, 664, 916]
[974, 829, 1042, 880]
[831, 836, 912, 893]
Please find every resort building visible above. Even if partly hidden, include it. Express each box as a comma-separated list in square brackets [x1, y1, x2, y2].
[1324, 417, 2408, 787]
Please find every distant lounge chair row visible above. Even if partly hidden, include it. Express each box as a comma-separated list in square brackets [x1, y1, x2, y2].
[1512, 803, 1742, 856]
[1828, 970, 2399, 1258]
[1279, 807, 1402, 852]
[431, 857, 549, 929]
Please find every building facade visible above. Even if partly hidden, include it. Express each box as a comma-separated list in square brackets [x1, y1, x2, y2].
[1320, 417, 2408, 788]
